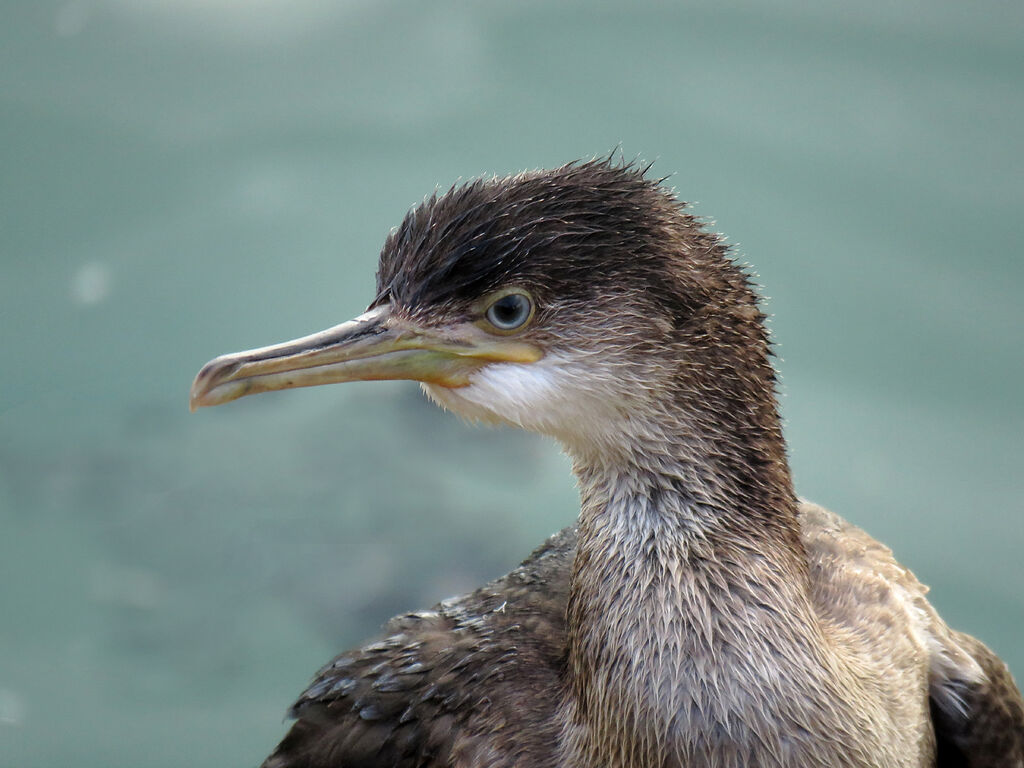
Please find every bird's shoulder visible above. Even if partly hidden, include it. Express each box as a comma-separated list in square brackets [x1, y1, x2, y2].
[261, 525, 577, 768]
[797, 500, 1023, 766]
[797, 499, 928, 627]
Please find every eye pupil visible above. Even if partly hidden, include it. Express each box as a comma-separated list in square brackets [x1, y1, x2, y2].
[486, 292, 532, 330]
[494, 297, 520, 322]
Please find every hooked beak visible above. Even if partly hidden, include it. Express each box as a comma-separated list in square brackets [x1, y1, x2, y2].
[189, 304, 542, 411]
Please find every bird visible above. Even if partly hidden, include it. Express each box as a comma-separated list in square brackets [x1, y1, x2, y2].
[190, 159, 1023, 768]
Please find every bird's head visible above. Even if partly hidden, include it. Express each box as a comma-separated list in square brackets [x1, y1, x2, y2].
[191, 160, 774, 462]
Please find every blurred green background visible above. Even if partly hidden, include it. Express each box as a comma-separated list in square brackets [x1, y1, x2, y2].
[2, 1, 1021, 765]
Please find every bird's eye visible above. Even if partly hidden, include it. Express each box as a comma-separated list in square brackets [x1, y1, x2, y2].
[484, 291, 534, 332]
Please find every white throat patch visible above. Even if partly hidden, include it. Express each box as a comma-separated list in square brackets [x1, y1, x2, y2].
[422, 354, 626, 448]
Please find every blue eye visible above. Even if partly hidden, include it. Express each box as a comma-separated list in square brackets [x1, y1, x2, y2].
[485, 292, 533, 331]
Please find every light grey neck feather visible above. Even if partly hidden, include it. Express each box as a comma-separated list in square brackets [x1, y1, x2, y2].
[560, 447, 851, 768]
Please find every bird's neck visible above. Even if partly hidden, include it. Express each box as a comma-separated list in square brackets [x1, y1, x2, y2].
[562, 415, 817, 766]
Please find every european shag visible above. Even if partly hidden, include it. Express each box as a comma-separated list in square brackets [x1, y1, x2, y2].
[191, 160, 1023, 768]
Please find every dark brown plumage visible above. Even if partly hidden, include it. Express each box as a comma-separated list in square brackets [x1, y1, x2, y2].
[191, 160, 1023, 768]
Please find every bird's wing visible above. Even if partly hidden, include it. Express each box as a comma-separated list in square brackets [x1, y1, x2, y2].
[261, 526, 575, 768]
[798, 501, 1023, 768]
[928, 627, 1024, 766]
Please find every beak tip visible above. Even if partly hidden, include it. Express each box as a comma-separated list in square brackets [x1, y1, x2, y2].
[189, 354, 239, 412]
[189, 369, 216, 412]
[188, 384, 204, 412]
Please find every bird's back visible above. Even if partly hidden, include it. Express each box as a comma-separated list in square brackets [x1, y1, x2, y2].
[799, 502, 1023, 768]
